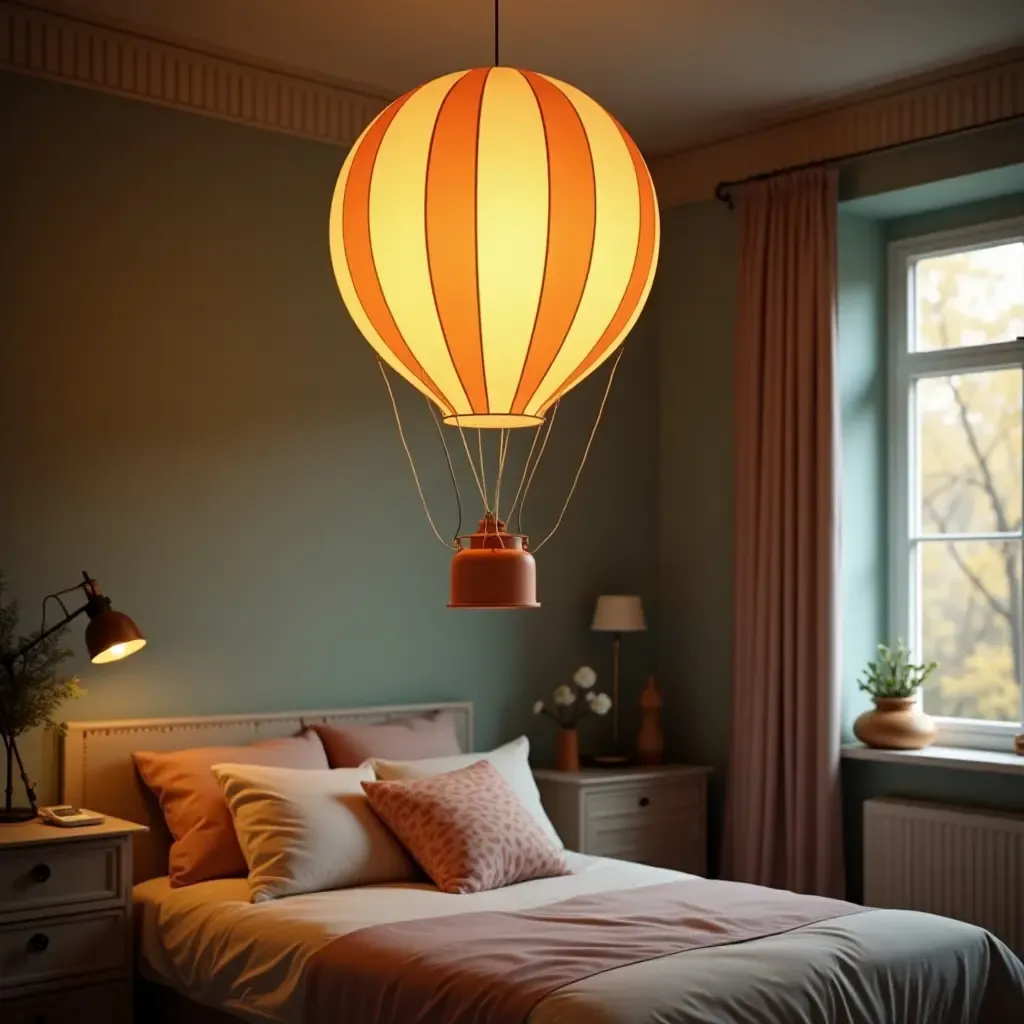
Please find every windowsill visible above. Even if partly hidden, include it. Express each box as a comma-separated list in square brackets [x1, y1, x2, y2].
[842, 744, 1024, 776]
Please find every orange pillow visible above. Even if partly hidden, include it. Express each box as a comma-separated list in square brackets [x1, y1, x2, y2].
[133, 731, 328, 887]
[362, 760, 568, 894]
[310, 712, 461, 768]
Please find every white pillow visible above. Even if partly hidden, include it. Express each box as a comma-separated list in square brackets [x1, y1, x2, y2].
[370, 736, 563, 849]
[212, 763, 418, 902]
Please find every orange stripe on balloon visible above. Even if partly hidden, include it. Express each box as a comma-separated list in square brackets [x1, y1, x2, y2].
[425, 67, 490, 415]
[343, 92, 453, 415]
[510, 70, 596, 416]
[544, 124, 656, 407]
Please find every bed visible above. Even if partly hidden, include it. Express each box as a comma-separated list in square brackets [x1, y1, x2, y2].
[63, 702, 1024, 1024]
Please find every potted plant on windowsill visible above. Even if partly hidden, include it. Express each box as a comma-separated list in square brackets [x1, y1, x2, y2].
[853, 640, 938, 751]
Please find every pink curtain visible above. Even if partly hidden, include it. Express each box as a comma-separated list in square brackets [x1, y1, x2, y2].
[721, 168, 844, 898]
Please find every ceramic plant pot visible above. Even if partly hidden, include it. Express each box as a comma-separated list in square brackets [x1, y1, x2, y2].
[853, 696, 937, 750]
[556, 728, 580, 772]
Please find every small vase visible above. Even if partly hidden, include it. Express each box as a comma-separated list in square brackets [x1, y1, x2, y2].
[853, 696, 937, 750]
[636, 676, 664, 766]
[556, 728, 580, 772]
[1014, 733, 1024, 756]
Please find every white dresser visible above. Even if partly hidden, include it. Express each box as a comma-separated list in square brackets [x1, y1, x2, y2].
[534, 765, 712, 875]
[0, 816, 146, 1024]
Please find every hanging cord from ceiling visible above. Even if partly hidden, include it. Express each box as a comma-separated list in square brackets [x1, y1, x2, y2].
[378, 359, 458, 550]
[531, 347, 624, 554]
[493, 0, 500, 66]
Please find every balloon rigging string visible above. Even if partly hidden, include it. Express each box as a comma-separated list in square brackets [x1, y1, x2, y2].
[494, 429, 510, 518]
[377, 359, 456, 550]
[455, 421, 489, 508]
[379, 344, 622, 555]
[424, 397, 463, 543]
[477, 429, 489, 510]
[510, 400, 559, 536]
[531, 348, 624, 554]
[504, 413, 545, 527]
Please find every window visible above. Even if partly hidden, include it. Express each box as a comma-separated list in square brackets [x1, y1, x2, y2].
[889, 216, 1024, 751]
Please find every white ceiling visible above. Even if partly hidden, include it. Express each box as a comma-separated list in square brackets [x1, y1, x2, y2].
[45, 0, 1024, 153]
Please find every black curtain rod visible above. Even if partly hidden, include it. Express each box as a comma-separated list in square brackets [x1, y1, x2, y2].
[713, 112, 1024, 208]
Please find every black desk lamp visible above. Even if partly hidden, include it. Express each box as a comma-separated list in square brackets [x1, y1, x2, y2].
[0, 571, 145, 822]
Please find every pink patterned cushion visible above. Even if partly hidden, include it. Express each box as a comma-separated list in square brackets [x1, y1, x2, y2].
[362, 760, 568, 894]
[311, 712, 460, 768]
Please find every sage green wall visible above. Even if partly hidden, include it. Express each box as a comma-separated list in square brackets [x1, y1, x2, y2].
[656, 199, 738, 870]
[885, 190, 1024, 241]
[656, 123, 1024, 881]
[0, 72, 659, 803]
[836, 213, 887, 739]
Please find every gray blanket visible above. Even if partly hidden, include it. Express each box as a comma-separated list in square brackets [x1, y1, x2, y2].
[532, 907, 1024, 1024]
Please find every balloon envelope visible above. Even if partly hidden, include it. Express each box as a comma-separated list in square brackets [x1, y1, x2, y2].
[329, 66, 660, 428]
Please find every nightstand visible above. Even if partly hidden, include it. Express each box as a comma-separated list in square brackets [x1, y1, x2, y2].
[0, 816, 147, 1024]
[534, 765, 712, 875]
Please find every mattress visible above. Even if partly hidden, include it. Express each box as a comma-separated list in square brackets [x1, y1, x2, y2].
[135, 854, 1024, 1024]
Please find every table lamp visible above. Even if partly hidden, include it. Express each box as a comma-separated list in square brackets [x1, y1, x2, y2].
[1, 571, 146, 822]
[591, 595, 646, 765]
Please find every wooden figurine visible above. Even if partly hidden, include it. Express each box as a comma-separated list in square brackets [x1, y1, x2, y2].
[637, 675, 664, 765]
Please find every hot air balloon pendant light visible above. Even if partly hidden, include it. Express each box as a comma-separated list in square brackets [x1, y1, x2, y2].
[328, 0, 660, 608]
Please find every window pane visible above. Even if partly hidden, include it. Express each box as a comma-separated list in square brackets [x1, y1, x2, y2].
[918, 369, 1022, 536]
[919, 539, 1022, 722]
[914, 241, 1024, 352]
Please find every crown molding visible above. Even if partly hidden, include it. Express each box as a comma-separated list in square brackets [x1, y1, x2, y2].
[2, 3, 1021, 201]
[0, 0, 389, 148]
[651, 46, 1024, 208]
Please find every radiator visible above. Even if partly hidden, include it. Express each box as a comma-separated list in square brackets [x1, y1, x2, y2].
[863, 797, 1024, 953]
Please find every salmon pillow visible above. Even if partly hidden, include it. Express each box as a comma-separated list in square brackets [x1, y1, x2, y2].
[362, 760, 568, 895]
[133, 731, 328, 886]
[310, 711, 460, 768]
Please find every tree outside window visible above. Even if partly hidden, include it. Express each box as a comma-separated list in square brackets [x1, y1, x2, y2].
[891, 222, 1024, 746]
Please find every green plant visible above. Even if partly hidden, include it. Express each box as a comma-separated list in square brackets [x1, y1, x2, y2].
[857, 640, 937, 699]
[0, 572, 84, 742]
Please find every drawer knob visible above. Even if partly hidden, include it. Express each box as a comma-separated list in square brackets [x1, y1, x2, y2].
[27, 932, 50, 953]
[31, 863, 51, 883]
[638, 796, 650, 808]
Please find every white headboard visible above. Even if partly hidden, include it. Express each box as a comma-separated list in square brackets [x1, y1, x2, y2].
[61, 701, 473, 883]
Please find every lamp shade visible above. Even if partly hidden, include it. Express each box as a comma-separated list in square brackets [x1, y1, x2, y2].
[85, 608, 146, 664]
[591, 594, 646, 633]
[329, 66, 659, 428]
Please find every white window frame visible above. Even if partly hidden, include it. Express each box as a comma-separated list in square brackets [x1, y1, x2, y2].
[888, 215, 1024, 752]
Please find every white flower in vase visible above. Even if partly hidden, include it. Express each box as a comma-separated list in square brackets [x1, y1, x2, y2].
[589, 692, 612, 716]
[573, 666, 597, 689]
[553, 685, 577, 707]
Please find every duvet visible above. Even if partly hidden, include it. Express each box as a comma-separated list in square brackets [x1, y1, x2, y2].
[135, 853, 1024, 1024]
